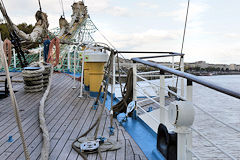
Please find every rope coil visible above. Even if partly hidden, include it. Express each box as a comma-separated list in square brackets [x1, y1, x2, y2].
[47, 37, 60, 67]
[3, 39, 12, 67]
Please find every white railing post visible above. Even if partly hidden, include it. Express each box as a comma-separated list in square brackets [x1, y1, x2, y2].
[112, 54, 116, 96]
[187, 79, 192, 102]
[133, 63, 137, 112]
[186, 79, 193, 160]
[178, 132, 186, 160]
[72, 46, 77, 89]
[159, 70, 166, 124]
[181, 56, 185, 97]
[67, 48, 71, 72]
[78, 51, 84, 98]
[110, 54, 115, 129]
[13, 48, 16, 68]
[172, 56, 175, 86]
[39, 45, 41, 62]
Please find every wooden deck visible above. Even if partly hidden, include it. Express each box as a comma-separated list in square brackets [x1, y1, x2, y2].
[0, 73, 147, 160]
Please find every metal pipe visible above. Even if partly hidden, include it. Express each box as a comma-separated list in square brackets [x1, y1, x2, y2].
[72, 46, 77, 89]
[180, 56, 185, 97]
[118, 51, 184, 55]
[13, 48, 16, 68]
[133, 63, 137, 114]
[132, 58, 240, 99]
[39, 45, 41, 62]
[136, 54, 184, 59]
[160, 71, 166, 124]
[78, 51, 85, 98]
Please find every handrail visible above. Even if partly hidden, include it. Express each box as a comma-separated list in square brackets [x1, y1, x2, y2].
[132, 57, 240, 99]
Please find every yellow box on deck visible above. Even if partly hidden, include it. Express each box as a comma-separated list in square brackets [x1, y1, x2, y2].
[85, 62, 105, 93]
[89, 72, 104, 92]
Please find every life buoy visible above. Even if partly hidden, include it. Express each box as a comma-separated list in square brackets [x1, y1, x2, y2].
[47, 37, 60, 67]
[3, 39, 12, 67]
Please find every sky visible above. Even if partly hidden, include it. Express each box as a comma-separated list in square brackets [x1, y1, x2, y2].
[1, 0, 240, 64]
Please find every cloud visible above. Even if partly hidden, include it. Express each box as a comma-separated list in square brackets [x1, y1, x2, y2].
[138, 2, 159, 9]
[158, 2, 208, 23]
[93, 28, 181, 56]
[85, 0, 110, 12]
[85, 0, 129, 17]
[106, 7, 129, 16]
[224, 33, 240, 39]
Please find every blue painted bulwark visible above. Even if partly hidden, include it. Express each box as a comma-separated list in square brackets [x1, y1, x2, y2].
[68, 72, 81, 78]
[99, 92, 119, 110]
[121, 117, 165, 160]
[101, 92, 165, 159]
[90, 91, 102, 97]
[152, 149, 166, 160]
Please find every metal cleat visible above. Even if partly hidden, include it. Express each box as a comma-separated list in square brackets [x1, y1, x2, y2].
[80, 140, 99, 152]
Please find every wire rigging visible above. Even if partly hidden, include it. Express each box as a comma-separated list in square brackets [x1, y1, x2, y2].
[176, 0, 190, 88]
[181, 0, 190, 54]
[38, 0, 42, 12]
[59, 0, 65, 18]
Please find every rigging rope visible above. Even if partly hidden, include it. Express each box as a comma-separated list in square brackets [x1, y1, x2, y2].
[39, 64, 53, 160]
[0, 35, 30, 160]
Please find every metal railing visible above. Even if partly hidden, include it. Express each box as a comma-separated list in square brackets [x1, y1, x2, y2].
[129, 53, 240, 160]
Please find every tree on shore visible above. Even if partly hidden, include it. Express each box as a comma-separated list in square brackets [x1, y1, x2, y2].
[0, 23, 34, 40]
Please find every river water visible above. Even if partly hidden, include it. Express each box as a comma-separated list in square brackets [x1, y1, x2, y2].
[192, 75, 240, 160]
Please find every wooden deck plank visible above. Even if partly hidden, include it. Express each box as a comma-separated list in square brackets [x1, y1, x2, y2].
[0, 73, 64, 128]
[125, 139, 135, 160]
[115, 128, 126, 160]
[0, 74, 70, 156]
[134, 154, 141, 160]
[25, 83, 81, 160]
[74, 101, 102, 160]
[0, 73, 147, 160]
[49, 99, 91, 160]
[105, 118, 118, 160]
[66, 97, 96, 160]
[5, 74, 77, 159]
[86, 106, 108, 160]
[0, 73, 61, 107]
[95, 111, 109, 160]
[16, 97, 80, 160]
[60, 99, 96, 160]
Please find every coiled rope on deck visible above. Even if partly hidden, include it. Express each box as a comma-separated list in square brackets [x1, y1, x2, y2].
[0, 35, 30, 160]
[39, 63, 53, 160]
